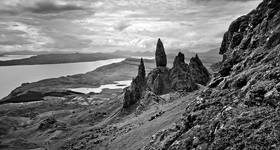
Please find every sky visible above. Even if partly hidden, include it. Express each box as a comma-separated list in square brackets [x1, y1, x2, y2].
[0, 0, 261, 53]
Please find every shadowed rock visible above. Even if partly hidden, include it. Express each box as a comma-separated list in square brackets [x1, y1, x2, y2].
[138, 58, 146, 81]
[153, 74, 165, 95]
[189, 54, 210, 85]
[173, 52, 186, 68]
[147, 39, 170, 94]
[155, 39, 167, 67]
[123, 58, 146, 108]
[147, 67, 170, 95]
[170, 52, 198, 91]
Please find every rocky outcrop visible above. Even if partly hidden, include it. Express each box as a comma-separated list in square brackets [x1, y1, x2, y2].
[148, 44, 210, 94]
[147, 39, 170, 95]
[147, 67, 170, 95]
[170, 52, 198, 91]
[123, 58, 146, 108]
[125, 40, 210, 107]
[219, 0, 280, 77]
[155, 39, 167, 67]
[144, 0, 280, 149]
[189, 54, 211, 85]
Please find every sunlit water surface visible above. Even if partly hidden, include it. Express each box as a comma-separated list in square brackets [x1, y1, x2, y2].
[69, 80, 132, 94]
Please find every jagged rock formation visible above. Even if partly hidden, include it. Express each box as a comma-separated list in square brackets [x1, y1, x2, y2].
[147, 41, 210, 95]
[124, 40, 210, 108]
[155, 39, 167, 67]
[148, 40, 209, 94]
[189, 54, 211, 85]
[170, 52, 198, 91]
[144, 0, 280, 149]
[123, 58, 146, 108]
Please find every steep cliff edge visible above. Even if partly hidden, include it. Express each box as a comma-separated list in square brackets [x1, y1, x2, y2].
[144, 0, 280, 149]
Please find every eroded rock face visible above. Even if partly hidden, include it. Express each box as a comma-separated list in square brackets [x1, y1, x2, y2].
[219, 0, 280, 77]
[147, 67, 170, 95]
[170, 52, 198, 91]
[155, 39, 167, 67]
[123, 58, 146, 108]
[189, 54, 211, 85]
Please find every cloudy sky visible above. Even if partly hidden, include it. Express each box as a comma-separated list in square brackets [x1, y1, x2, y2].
[0, 0, 261, 53]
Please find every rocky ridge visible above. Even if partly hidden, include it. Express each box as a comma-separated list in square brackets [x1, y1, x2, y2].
[143, 0, 280, 149]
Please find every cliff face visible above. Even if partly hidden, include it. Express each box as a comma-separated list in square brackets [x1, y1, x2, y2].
[144, 0, 280, 149]
[219, 0, 280, 76]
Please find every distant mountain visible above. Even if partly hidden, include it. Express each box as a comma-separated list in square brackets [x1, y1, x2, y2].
[0, 50, 70, 55]
[0, 53, 121, 66]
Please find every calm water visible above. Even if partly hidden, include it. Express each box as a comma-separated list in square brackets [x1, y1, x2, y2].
[69, 80, 131, 94]
[0, 58, 125, 99]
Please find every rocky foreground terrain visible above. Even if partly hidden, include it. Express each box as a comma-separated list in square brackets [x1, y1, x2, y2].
[1, 0, 280, 149]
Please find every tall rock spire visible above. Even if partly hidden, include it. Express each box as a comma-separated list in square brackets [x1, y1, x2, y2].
[123, 58, 146, 109]
[138, 58, 146, 80]
[155, 38, 167, 67]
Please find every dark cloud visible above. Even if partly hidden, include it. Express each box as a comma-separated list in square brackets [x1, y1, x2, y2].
[0, 0, 261, 52]
[24, 1, 84, 14]
[0, 0, 85, 15]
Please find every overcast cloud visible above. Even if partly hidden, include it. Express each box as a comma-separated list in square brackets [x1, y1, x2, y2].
[0, 0, 261, 53]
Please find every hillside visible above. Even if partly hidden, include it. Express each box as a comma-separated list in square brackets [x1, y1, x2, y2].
[0, 0, 279, 149]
